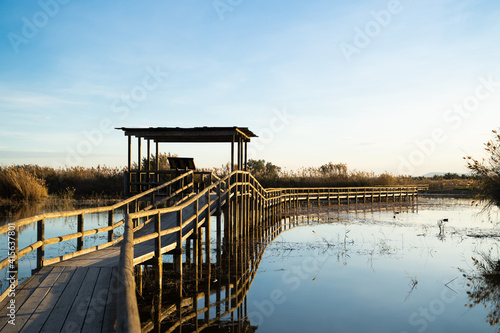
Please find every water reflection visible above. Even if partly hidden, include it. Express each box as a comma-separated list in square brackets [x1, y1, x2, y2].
[463, 252, 500, 331]
[0, 201, 125, 293]
[138, 200, 417, 332]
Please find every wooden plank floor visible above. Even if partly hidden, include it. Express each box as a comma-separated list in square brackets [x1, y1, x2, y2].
[0, 194, 223, 332]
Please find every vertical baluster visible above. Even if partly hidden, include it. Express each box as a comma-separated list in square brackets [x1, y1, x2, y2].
[154, 212, 162, 333]
[108, 210, 114, 243]
[37, 219, 45, 271]
[77, 214, 84, 251]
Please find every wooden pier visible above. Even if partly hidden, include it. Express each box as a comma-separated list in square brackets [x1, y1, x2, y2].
[0, 170, 424, 332]
[0, 127, 427, 332]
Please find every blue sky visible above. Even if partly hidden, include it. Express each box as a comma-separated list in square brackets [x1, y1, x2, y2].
[1, 0, 499, 176]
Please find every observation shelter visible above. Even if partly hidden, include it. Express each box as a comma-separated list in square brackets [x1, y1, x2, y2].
[117, 126, 257, 195]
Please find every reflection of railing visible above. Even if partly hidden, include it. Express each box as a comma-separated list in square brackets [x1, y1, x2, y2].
[0, 171, 197, 300]
[0, 169, 425, 330]
[129, 171, 424, 331]
[141, 188, 420, 332]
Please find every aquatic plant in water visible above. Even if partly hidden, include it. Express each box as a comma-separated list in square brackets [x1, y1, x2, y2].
[463, 252, 500, 330]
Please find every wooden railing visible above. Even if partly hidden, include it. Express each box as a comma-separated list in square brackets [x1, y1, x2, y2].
[125, 170, 219, 195]
[0, 169, 426, 330]
[0, 171, 197, 301]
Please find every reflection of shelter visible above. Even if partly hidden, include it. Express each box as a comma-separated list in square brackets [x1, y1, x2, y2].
[117, 127, 257, 194]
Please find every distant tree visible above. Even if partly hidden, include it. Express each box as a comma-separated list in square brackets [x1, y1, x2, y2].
[136, 152, 178, 170]
[247, 159, 281, 177]
[465, 129, 500, 209]
[247, 159, 266, 174]
[319, 162, 348, 177]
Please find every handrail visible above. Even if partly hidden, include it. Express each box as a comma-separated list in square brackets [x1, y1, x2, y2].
[0, 171, 195, 234]
[0, 170, 198, 301]
[0, 169, 424, 320]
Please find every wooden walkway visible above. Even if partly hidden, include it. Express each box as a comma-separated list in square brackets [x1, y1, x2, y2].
[0, 193, 219, 333]
[0, 170, 424, 332]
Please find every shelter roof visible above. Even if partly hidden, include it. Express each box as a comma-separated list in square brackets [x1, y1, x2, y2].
[116, 126, 257, 143]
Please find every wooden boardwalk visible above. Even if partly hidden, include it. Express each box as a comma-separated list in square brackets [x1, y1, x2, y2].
[0, 193, 219, 332]
[0, 170, 424, 332]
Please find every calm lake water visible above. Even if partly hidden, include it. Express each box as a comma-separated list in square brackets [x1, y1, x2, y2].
[3, 197, 500, 333]
[242, 197, 500, 333]
[0, 201, 125, 292]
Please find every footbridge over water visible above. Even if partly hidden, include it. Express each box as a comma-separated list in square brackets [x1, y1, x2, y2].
[0, 127, 427, 332]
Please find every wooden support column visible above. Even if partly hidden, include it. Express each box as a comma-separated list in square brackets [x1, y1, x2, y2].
[127, 135, 132, 195]
[37, 219, 44, 271]
[137, 265, 143, 296]
[77, 214, 84, 251]
[186, 238, 192, 265]
[155, 141, 159, 184]
[216, 181, 222, 265]
[137, 136, 142, 192]
[154, 212, 162, 333]
[231, 135, 235, 172]
[147, 139, 151, 188]
[108, 210, 114, 243]
[244, 141, 248, 171]
[205, 190, 211, 275]
[176, 209, 183, 293]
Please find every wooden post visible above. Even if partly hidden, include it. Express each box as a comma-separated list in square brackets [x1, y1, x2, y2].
[176, 209, 183, 284]
[77, 214, 84, 251]
[127, 135, 132, 195]
[137, 265, 143, 296]
[217, 181, 222, 265]
[155, 141, 159, 184]
[154, 212, 162, 333]
[37, 219, 45, 271]
[147, 139, 151, 189]
[137, 136, 142, 192]
[231, 135, 235, 172]
[205, 190, 211, 274]
[244, 141, 248, 171]
[108, 210, 114, 243]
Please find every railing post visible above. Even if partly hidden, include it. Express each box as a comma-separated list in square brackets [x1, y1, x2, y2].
[154, 212, 163, 333]
[108, 210, 114, 243]
[205, 189, 211, 278]
[176, 209, 183, 282]
[217, 181, 222, 265]
[77, 214, 84, 251]
[37, 219, 45, 270]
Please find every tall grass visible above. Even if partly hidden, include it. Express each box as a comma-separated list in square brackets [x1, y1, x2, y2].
[0, 166, 48, 202]
[22, 165, 124, 199]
